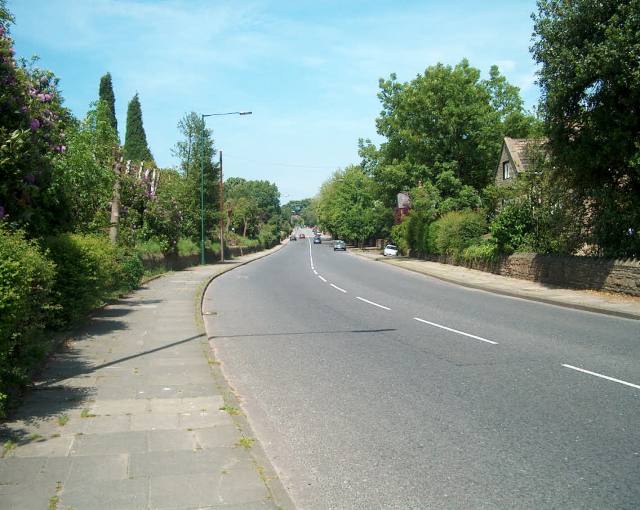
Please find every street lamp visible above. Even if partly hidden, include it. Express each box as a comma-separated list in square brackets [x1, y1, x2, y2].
[200, 111, 252, 265]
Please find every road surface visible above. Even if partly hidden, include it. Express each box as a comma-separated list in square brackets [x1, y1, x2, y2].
[204, 230, 640, 509]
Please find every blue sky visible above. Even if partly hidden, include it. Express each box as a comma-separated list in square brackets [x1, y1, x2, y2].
[8, 0, 540, 202]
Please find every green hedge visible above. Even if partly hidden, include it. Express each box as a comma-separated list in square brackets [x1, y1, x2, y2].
[0, 227, 56, 416]
[45, 234, 142, 326]
[432, 210, 487, 257]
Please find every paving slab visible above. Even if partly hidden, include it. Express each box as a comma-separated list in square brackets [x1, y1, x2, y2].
[65, 453, 129, 484]
[59, 477, 149, 510]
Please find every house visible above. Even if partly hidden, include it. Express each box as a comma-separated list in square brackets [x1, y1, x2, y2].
[495, 137, 547, 186]
[394, 192, 411, 224]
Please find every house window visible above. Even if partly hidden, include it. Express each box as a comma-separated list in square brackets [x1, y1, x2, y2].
[503, 161, 510, 179]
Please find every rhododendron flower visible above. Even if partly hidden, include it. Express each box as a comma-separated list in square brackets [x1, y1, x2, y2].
[30, 118, 40, 130]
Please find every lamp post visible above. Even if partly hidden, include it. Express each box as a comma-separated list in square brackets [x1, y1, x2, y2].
[200, 111, 252, 265]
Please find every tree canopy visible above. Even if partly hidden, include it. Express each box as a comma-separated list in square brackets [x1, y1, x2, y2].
[367, 59, 538, 206]
[532, 0, 640, 256]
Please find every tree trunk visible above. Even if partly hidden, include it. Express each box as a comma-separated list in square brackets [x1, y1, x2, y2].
[109, 154, 122, 244]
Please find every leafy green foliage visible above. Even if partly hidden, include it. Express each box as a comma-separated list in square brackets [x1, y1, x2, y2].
[45, 234, 139, 326]
[171, 112, 218, 242]
[0, 226, 56, 416]
[373, 60, 537, 196]
[0, 17, 72, 236]
[432, 210, 487, 256]
[51, 101, 116, 233]
[316, 166, 392, 245]
[98, 72, 117, 137]
[123, 93, 153, 163]
[490, 203, 533, 254]
[461, 241, 500, 263]
[532, 0, 640, 257]
[225, 178, 280, 238]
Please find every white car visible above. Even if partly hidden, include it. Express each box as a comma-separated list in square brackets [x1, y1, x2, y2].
[383, 244, 399, 256]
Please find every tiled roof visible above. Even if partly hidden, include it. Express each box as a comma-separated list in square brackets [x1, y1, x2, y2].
[504, 137, 547, 173]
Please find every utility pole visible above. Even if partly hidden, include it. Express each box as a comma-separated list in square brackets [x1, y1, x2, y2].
[219, 150, 225, 262]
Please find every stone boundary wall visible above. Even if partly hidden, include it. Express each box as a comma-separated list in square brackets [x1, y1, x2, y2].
[425, 253, 640, 297]
[141, 244, 270, 272]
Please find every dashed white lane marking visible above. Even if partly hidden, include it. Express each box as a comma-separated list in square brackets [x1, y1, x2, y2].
[308, 238, 314, 268]
[413, 317, 498, 345]
[330, 284, 347, 293]
[356, 296, 391, 310]
[562, 364, 640, 390]
[318, 275, 327, 283]
[313, 270, 318, 275]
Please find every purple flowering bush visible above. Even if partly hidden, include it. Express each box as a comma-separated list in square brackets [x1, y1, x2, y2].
[0, 17, 71, 236]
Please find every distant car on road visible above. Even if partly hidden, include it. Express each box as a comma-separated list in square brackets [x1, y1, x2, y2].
[299, 233, 305, 239]
[313, 237, 321, 244]
[289, 235, 297, 241]
[333, 240, 346, 251]
[383, 244, 399, 256]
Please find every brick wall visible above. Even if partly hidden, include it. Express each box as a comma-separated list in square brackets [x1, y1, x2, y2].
[426, 253, 640, 297]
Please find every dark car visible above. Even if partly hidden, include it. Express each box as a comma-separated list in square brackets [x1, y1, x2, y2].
[289, 235, 297, 241]
[313, 236, 321, 244]
[333, 240, 346, 251]
[299, 233, 306, 239]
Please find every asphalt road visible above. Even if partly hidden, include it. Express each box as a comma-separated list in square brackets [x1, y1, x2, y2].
[204, 230, 640, 509]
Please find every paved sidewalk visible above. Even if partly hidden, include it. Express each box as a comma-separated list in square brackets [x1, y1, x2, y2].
[0, 245, 291, 510]
[351, 249, 640, 320]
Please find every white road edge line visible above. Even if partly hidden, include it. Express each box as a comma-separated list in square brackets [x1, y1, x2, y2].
[318, 275, 327, 283]
[413, 317, 498, 345]
[562, 364, 640, 390]
[330, 284, 347, 293]
[356, 296, 391, 310]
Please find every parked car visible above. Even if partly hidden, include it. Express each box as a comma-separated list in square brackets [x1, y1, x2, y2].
[299, 233, 305, 239]
[289, 235, 297, 241]
[333, 240, 346, 251]
[383, 244, 399, 256]
[313, 236, 321, 244]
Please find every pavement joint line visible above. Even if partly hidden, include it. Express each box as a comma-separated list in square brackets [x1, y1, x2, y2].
[318, 275, 327, 283]
[330, 283, 347, 293]
[356, 296, 391, 310]
[413, 317, 498, 345]
[562, 364, 640, 390]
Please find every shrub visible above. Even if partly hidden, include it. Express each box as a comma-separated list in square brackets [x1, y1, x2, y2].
[176, 237, 199, 256]
[390, 218, 410, 254]
[490, 203, 533, 254]
[116, 248, 143, 292]
[257, 223, 279, 248]
[432, 210, 487, 257]
[45, 234, 121, 326]
[462, 240, 500, 263]
[0, 226, 56, 416]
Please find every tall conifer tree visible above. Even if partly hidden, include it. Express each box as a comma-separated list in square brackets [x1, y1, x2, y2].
[98, 72, 118, 138]
[123, 93, 153, 162]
